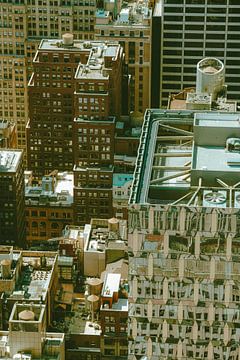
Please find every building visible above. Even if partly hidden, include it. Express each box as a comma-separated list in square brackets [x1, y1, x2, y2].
[25, 172, 74, 244]
[27, 35, 128, 222]
[0, 246, 59, 331]
[0, 149, 25, 247]
[152, 0, 240, 107]
[100, 273, 128, 359]
[113, 173, 133, 219]
[94, 0, 152, 113]
[27, 35, 81, 176]
[27, 35, 124, 176]
[84, 218, 127, 277]
[8, 303, 65, 359]
[128, 109, 240, 359]
[0, 0, 97, 155]
[72, 40, 127, 224]
[0, 305, 65, 360]
[0, 120, 17, 149]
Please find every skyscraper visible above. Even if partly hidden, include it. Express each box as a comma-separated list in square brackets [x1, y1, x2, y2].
[27, 35, 127, 223]
[94, 0, 152, 114]
[0, 0, 97, 156]
[151, 0, 240, 107]
[128, 108, 240, 359]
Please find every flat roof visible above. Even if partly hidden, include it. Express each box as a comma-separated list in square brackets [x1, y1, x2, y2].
[25, 172, 73, 206]
[0, 150, 22, 173]
[113, 173, 133, 187]
[8, 254, 56, 302]
[102, 273, 121, 297]
[111, 298, 128, 311]
[130, 109, 240, 208]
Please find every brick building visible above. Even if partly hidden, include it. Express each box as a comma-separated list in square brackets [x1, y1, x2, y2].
[0, 149, 25, 247]
[27, 35, 128, 223]
[25, 172, 74, 244]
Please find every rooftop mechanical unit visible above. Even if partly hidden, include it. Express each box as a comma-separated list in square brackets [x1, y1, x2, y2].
[203, 190, 227, 208]
[234, 191, 240, 209]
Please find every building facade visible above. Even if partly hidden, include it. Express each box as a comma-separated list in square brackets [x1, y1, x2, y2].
[94, 0, 152, 113]
[0, 0, 97, 155]
[128, 109, 240, 359]
[0, 149, 25, 247]
[27, 36, 127, 223]
[152, 0, 240, 107]
[25, 172, 73, 244]
[8, 303, 65, 359]
[72, 39, 126, 224]
[100, 273, 128, 359]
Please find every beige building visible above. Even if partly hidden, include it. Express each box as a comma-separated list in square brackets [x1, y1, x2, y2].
[84, 218, 127, 277]
[128, 109, 240, 359]
[7, 303, 64, 359]
[94, 0, 152, 113]
[0, 246, 59, 330]
[0, 0, 97, 157]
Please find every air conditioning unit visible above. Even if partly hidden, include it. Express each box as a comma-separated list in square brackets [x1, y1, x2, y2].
[203, 190, 227, 208]
[234, 191, 240, 209]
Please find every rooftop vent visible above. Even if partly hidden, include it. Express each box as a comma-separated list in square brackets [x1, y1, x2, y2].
[203, 190, 227, 208]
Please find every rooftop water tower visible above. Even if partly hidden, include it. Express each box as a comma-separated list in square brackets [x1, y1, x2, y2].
[196, 57, 225, 101]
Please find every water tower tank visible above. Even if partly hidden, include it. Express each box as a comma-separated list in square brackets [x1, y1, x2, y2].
[18, 310, 35, 332]
[87, 294, 100, 312]
[108, 217, 119, 233]
[196, 57, 225, 100]
[62, 33, 74, 46]
[18, 310, 35, 322]
[87, 278, 103, 296]
[1, 259, 11, 279]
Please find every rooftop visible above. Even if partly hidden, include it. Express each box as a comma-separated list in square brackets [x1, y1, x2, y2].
[0, 150, 22, 173]
[113, 173, 133, 187]
[37, 38, 121, 81]
[25, 172, 73, 207]
[75, 43, 120, 80]
[96, 0, 152, 27]
[9, 252, 57, 302]
[111, 297, 128, 311]
[102, 273, 121, 298]
[130, 110, 240, 208]
[85, 218, 127, 253]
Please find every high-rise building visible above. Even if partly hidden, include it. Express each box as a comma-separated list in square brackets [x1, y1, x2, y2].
[152, 0, 240, 107]
[72, 39, 126, 224]
[27, 35, 127, 222]
[27, 35, 82, 176]
[94, 0, 152, 113]
[128, 108, 240, 359]
[0, 0, 97, 156]
[0, 149, 25, 247]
